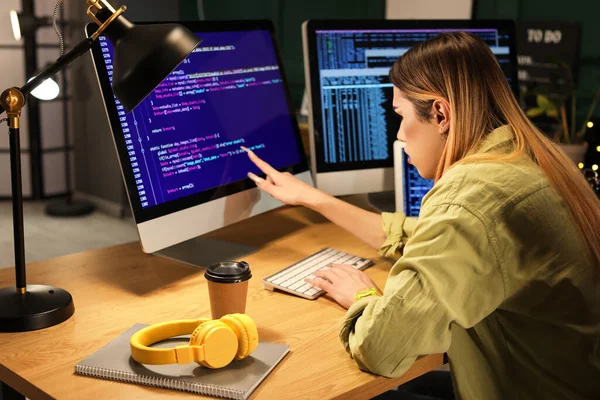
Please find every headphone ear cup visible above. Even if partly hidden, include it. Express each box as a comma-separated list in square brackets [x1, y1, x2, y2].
[219, 314, 259, 361]
[190, 320, 238, 368]
[188, 318, 210, 345]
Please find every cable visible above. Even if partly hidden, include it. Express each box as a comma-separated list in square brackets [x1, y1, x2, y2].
[197, 0, 205, 20]
[53, 0, 65, 56]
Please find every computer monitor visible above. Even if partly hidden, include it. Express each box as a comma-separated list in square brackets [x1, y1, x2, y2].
[88, 20, 312, 266]
[393, 141, 434, 217]
[302, 20, 518, 211]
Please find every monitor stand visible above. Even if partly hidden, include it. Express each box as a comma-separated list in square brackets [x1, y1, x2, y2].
[153, 237, 258, 269]
[367, 191, 396, 213]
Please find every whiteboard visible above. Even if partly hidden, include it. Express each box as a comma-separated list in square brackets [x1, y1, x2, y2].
[386, 0, 473, 19]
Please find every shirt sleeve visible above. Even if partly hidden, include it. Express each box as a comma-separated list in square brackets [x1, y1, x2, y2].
[340, 202, 506, 378]
[379, 212, 419, 258]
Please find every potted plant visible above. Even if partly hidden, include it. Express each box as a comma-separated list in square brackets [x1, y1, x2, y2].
[524, 62, 599, 164]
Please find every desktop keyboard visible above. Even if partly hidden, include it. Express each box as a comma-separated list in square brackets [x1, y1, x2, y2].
[262, 248, 374, 300]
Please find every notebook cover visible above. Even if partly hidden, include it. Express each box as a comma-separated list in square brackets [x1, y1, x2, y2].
[74, 324, 290, 400]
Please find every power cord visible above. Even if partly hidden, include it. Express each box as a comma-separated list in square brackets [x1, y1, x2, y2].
[53, 0, 65, 56]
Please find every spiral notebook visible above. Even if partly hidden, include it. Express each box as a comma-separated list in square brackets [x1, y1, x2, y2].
[74, 324, 290, 400]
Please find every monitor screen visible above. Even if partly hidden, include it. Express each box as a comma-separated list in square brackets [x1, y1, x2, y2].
[401, 149, 434, 217]
[304, 20, 518, 177]
[91, 22, 308, 224]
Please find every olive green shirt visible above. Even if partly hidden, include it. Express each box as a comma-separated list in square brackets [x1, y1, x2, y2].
[340, 126, 600, 399]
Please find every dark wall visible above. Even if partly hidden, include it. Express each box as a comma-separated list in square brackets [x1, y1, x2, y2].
[180, 0, 600, 122]
[179, 0, 386, 108]
[117, 0, 179, 22]
[475, 0, 600, 122]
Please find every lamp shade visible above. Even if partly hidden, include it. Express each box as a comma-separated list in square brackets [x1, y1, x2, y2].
[9, 10, 21, 40]
[27, 63, 61, 101]
[97, 11, 201, 113]
[28, 76, 60, 100]
[9, 10, 52, 41]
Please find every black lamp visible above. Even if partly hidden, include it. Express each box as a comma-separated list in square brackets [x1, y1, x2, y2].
[0, 0, 201, 332]
[27, 65, 61, 101]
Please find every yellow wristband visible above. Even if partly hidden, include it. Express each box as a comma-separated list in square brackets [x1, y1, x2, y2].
[354, 287, 381, 302]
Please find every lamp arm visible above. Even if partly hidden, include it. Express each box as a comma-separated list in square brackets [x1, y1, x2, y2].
[0, 37, 95, 120]
[21, 37, 95, 97]
[1, 0, 126, 118]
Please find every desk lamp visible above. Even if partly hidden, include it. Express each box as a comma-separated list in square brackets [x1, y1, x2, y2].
[0, 0, 201, 332]
[27, 68, 61, 101]
[9, 10, 53, 41]
[16, 0, 99, 216]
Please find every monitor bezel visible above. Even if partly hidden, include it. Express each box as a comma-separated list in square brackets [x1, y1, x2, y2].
[303, 19, 519, 176]
[87, 19, 310, 224]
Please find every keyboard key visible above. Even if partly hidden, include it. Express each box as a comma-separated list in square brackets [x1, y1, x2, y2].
[261, 248, 374, 300]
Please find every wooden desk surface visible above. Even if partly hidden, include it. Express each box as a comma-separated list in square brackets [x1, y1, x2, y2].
[0, 206, 442, 399]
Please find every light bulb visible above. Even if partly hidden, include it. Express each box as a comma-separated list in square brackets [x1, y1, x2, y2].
[98, 0, 117, 13]
[28, 76, 60, 100]
[578, 163, 584, 169]
[593, 165, 599, 172]
[10, 10, 21, 41]
[596, 146, 600, 152]
[587, 121, 594, 129]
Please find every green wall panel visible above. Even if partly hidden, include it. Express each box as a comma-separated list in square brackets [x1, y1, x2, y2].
[180, 1, 599, 121]
[475, 0, 600, 122]
[475, 0, 520, 19]
[179, 0, 385, 108]
[276, 0, 385, 108]
[180, 0, 199, 20]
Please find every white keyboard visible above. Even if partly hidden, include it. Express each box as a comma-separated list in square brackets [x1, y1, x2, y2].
[262, 248, 374, 300]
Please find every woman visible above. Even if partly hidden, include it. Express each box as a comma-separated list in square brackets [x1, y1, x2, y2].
[243, 32, 600, 399]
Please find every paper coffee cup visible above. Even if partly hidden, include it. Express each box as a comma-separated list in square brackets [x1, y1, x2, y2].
[205, 261, 252, 319]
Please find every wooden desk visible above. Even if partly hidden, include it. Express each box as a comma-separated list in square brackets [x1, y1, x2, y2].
[0, 206, 442, 399]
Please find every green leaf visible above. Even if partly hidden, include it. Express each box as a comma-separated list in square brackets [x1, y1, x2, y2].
[526, 107, 545, 118]
[547, 109, 559, 119]
[537, 94, 556, 111]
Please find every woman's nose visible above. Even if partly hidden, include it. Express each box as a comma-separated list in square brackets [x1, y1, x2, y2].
[397, 125, 406, 143]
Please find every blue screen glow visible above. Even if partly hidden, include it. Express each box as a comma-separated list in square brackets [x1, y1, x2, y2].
[99, 30, 301, 209]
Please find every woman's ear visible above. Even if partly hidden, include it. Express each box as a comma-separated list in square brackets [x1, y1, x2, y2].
[432, 99, 451, 134]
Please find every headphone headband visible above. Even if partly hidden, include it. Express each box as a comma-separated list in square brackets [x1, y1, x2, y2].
[130, 318, 209, 365]
[129, 314, 258, 369]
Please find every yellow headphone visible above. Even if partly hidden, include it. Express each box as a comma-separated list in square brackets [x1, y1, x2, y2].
[130, 313, 259, 369]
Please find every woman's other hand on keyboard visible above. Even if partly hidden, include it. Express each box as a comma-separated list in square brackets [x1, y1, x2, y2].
[306, 264, 381, 309]
[242, 146, 325, 207]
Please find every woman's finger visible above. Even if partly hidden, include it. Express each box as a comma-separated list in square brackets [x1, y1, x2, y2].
[314, 267, 344, 282]
[248, 172, 277, 194]
[306, 277, 334, 293]
[330, 264, 377, 287]
[248, 172, 265, 185]
[330, 264, 362, 275]
[242, 146, 280, 176]
[330, 263, 355, 270]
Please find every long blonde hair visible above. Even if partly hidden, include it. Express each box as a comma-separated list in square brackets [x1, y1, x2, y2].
[389, 31, 600, 266]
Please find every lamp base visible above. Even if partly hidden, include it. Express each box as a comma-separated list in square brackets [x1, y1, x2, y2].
[0, 285, 74, 332]
[45, 199, 95, 217]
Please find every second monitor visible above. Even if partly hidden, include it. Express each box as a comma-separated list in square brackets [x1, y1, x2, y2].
[302, 19, 518, 211]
